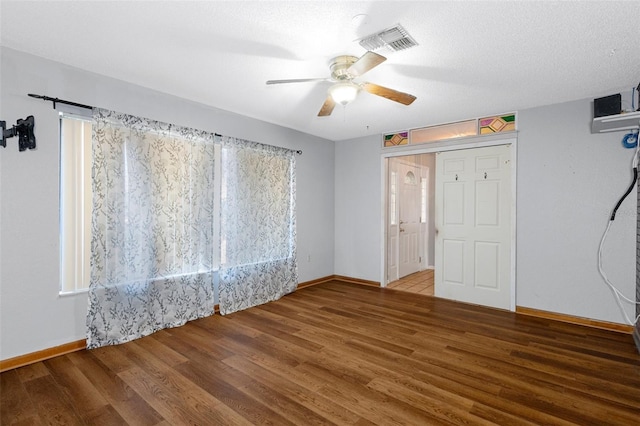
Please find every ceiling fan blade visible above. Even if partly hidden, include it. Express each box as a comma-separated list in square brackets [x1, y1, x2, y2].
[318, 96, 336, 116]
[266, 78, 328, 85]
[348, 51, 387, 77]
[362, 82, 416, 105]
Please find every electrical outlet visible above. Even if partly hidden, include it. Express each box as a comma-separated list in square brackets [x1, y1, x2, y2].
[307, 255, 311, 262]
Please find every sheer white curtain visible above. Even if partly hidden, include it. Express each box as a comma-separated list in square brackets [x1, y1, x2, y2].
[218, 136, 297, 315]
[86, 109, 216, 349]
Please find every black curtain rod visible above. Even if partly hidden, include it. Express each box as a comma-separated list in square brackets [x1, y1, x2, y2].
[28, 93, 302, 155]
[28, 93, 93, 110]
[214, 133, 301, 155]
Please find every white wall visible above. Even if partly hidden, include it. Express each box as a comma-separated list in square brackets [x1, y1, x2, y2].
[0, 48, 335, 360]
[334, 135, 382, 281]
[517, 97, 636, 324]
[335, 97, 637, 325]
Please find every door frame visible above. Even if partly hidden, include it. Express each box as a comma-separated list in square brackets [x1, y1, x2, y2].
[388, 158, 428, 281]
[380, 133, 518, 311]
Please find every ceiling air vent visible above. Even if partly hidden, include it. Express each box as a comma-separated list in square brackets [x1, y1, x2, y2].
[358, 24, 418, 53]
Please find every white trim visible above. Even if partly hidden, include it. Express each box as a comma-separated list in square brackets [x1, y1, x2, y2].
[509, 140, 518, 311]
[58, 288, 89, 297]
[380, 134, 518, 311]
[56, 103, 93, 118]
[382, 132, 517, 157]
[380, 156, 388, 287]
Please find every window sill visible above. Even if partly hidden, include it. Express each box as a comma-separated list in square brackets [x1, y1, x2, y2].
[59, 269, 220, 296]
[59, 288, 89, 297]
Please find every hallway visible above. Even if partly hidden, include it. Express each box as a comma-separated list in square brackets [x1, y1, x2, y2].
[386, 269, 433, 296]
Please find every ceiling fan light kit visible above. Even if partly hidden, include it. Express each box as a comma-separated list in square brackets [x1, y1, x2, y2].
[267, 45, 416, 117]
[329, 81, 360, 105]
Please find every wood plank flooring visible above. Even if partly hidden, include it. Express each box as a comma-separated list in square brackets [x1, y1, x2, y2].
[2, 280, 639, 425]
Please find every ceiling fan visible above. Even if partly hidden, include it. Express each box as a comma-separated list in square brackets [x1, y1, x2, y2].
[266, 51, 417, 116]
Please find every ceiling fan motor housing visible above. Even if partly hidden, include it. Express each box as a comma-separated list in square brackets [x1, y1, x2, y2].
[330, 56, 359, 81]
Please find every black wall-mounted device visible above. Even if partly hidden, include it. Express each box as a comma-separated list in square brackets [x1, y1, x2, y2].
[594, 93, 622, 118]
[1, 116, 36, 151]
[593, 93, 622, 118]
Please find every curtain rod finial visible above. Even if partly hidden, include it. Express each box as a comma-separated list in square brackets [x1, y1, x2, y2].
[27, 93, 92, 110]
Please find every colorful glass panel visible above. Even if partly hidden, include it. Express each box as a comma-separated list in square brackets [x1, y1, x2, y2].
[479, 113, 516, 134]
[384, 131, 409, 147]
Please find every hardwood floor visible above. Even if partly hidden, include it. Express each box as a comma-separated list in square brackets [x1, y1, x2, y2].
[2, 280, 639, 425]
[386, 269, 434, 295]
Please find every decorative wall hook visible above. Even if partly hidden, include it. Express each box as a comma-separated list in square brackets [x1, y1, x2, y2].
[1, 116, 36, 151]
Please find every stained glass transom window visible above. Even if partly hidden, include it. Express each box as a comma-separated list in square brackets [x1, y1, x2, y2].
[479, 114, 516, 134]
[384, 131, 409, 147]
[383, 113, 516, 148]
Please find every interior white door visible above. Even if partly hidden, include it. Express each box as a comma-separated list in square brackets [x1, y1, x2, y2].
[387, 159, 399, 282]
[434, 145, 512, 310]
[398, 163, 421, 278]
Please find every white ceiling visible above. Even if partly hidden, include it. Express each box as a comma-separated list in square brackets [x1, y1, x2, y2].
[2, 1, 639, 141]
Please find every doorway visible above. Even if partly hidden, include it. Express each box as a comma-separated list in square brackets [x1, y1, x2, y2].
[382, 137, 516, 311]
[386, 269, 434, 295]
[386, 154, 435, 295]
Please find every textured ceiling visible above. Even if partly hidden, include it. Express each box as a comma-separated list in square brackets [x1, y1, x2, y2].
[2, 1, 639, 141]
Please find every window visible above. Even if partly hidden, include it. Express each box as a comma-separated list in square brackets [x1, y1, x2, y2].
[384, 113, 516, 148]
[62, 108, 298, 347]
[389, 171, 397, 225]
[218, 141, 297, 314]
[410, 120, 478, 144]
[59, 113, 292, 305]
[59, 114, 92, 293]
[420, 177, 427, 224]
[404, 170, 416, 185]
[59, 114, 222, 294]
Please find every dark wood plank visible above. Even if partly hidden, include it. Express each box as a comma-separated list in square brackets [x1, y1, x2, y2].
[67, 350, 165, 425]
[117, 365, 249, 425]
[0, 369, 42, 425]
[22, 374, 85, 425]
[151, 328, 296, 425]
[223, 354, 363, 425]
[116, 341, 250, 426]
[15, 362, 50, 383]
[43, 355, 116, 424]
[2, 280, 639, 425]
[175, 359, 295, 425]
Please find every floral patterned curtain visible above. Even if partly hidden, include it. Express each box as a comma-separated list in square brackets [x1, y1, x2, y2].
[86, 109, 216, 349]
[218, 136, 297, 314]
